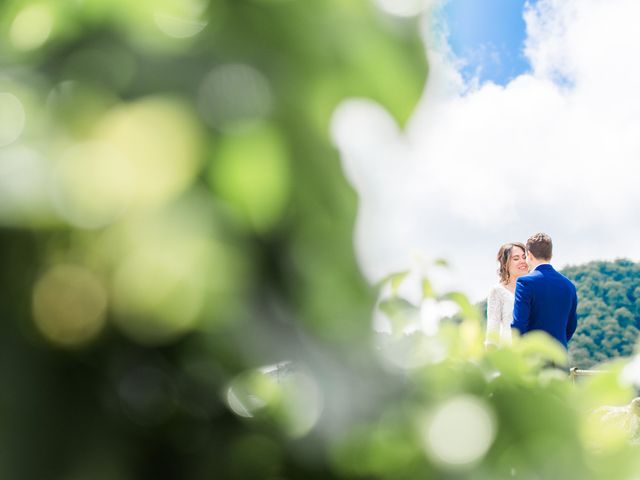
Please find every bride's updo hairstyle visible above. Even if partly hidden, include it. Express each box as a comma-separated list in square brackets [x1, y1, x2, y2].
[497, 242, 526, 285]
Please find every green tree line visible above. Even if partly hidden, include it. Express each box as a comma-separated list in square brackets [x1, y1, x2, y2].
[563, 259, 640, 368]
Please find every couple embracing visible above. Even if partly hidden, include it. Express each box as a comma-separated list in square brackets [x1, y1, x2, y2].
[485, 233, 578, 355]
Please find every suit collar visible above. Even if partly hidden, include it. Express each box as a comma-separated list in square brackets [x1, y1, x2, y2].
[534, 263, 554, 272]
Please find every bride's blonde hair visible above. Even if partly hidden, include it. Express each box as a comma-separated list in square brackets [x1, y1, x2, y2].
[497, 242, 526, 284]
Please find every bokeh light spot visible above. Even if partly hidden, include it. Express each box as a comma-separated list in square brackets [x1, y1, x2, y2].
[112, 248, 205, 344]
[374, 0, 432, 17]
[153, 0, 209, 38]
[108, 214, 225, 345]
[198, 64, 272, 131]
[276, 368, 323, 438]
[226, 370, 279, 419]
[153, 14, 207, 38]
[209, 124, 291, 232]
[422, 395, 496, 468]
[93, 97, 203, 209]
[9, 4, 54, 51]
[32, 265, 108, 348]
[226, 364, 323, 438]
[51, 142, 135, 229]
[0, 92, 26, 147]
[0, 146, 52, 226]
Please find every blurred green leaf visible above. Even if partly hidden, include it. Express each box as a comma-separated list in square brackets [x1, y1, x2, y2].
[379, 297, 420, 336]
[209, 123, 291, 233]
[422, 278, 435, 299]
[440, 291, 481, 321]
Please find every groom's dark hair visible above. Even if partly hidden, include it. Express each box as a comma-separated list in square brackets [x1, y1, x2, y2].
[526, 233, 552, 260]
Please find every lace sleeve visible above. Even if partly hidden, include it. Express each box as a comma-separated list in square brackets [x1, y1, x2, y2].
[485, 286, 503, 347]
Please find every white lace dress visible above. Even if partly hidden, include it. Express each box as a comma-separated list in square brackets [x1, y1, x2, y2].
[485, 284, 514, 347]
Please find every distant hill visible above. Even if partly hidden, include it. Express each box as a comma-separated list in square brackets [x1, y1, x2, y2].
[562, 259, 640, 368]
[478, 259, 640, 368]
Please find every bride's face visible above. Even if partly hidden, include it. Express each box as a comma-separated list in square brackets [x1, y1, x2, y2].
[509, 246, 529, 279]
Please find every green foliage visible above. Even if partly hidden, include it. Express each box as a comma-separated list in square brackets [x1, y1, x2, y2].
[0, 1, 427, 478]
[350, 270, 640, 479]
[562, 260, 640, 368]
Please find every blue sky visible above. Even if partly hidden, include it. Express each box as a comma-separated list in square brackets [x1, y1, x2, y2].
[434, 0, 536, 85]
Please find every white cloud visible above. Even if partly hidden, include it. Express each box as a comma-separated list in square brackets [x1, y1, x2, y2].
[333, 0, 640, 301]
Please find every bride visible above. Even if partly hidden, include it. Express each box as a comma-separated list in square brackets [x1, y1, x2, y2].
[485, 242, 529, 348]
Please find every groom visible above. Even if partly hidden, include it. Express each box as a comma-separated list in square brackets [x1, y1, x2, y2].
[512, 233, 578, 349]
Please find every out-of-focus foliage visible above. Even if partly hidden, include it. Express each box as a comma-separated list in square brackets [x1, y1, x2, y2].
[0, 0, 426, 478]
[350, 267, 640, 480]
[2, 1, 640, 479]
[563, 260, 640, 368]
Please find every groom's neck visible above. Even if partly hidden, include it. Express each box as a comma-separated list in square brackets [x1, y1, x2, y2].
[528, 257, 550, 270]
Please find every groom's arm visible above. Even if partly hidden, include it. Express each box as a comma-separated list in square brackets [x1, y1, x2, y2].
[512, 279, 531, 334]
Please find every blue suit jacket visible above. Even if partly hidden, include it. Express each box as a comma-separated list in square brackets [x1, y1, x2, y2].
[512, 264, 578, 348]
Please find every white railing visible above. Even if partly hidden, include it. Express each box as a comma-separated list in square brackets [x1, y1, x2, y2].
[569, 367, 605, 383]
